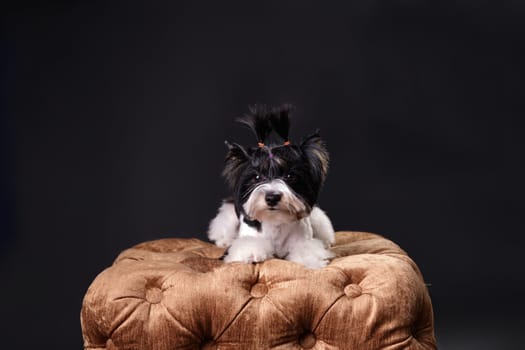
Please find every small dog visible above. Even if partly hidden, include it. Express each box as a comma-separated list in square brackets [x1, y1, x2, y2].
[208, 105, 335, 269]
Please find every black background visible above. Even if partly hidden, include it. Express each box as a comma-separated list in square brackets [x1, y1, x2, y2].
[1, 1, 524, 349]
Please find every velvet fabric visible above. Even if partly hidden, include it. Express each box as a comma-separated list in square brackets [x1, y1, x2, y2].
[81, 231, 436, 349]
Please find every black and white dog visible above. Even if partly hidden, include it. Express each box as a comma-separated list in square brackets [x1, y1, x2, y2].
[208, 105, 335, 268]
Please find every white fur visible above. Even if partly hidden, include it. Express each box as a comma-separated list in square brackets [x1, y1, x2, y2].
[310, 206, 336, 247]
[208, 187, 336, 269]
[286, 237, 334, 269]
[207, 202, 239, 248]
[243, 180, 308, 224]
[223, 236, 274, 264]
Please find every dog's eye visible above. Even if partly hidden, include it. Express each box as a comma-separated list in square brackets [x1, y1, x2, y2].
[285, 173, 296, 181]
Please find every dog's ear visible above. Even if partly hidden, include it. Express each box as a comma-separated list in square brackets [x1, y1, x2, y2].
[222, 141, 251, 190]
[300, 130, 329, 185]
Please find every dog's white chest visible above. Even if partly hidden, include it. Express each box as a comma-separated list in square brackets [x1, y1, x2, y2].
[238, 217, 314, 258]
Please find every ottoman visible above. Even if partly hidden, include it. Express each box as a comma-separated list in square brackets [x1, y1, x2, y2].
[81, 231, 436, 349]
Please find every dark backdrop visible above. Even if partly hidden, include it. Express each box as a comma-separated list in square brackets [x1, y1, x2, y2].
[1, 1, 524, 349]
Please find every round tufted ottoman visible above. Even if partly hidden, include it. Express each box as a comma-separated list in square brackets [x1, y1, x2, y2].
[81, 231, 436, 349]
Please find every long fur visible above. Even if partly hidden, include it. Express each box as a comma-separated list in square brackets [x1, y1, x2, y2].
[269, 104, 293, 142]
[300, 131, 330, 185]
[236, 105, 273, 143]
[209, 104, 335, 269]
[222, 142, 250, 191]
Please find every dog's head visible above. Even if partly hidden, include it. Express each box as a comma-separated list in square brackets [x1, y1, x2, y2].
[222, 104, 329, 226]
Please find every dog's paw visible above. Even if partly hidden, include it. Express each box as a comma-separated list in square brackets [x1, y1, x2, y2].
[224, 236, 274, 264]
[286, 238, 335, 269]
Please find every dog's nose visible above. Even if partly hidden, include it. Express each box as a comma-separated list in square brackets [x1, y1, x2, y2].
[265, 192, 282, 207]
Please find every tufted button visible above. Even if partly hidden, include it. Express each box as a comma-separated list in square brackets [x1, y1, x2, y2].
[145, 287, 163, 304]
[250, 283, 268, 298]
[344, 283, 362, 298]
[201, 340, 217, 350]
[299, 332, 316, 349]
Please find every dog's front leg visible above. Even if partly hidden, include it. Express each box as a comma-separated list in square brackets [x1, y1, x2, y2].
[286, 237, 335, 269]
[224, 236, 275, 264]
[208, 201, 239, 248]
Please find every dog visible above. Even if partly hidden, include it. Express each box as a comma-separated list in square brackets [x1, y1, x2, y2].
[208, 104, 335, 269]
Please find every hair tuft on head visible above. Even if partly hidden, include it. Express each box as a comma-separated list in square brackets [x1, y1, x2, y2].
[269, 104, 294, 142]
[236, 105, 273, 144]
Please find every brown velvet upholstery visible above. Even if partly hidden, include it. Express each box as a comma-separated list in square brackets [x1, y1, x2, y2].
[81, 231, 436, 349]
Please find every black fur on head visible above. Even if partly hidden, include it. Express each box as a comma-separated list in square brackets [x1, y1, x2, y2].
[222, 104, 329, 219]
[236, 104, 294, 145]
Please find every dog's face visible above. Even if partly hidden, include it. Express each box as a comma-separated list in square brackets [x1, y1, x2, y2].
[223, 133, 329, 225]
